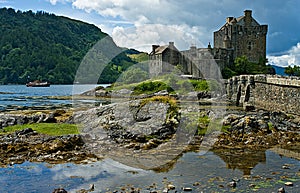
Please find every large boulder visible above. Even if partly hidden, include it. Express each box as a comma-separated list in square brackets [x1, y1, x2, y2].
[72, 98, 179, 148]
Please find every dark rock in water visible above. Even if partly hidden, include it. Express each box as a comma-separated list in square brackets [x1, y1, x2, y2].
[227, 181, 237, 188]
[52, 188, 68, 193]
[278, 187, 285, 193]
[15, 128, 34, 136]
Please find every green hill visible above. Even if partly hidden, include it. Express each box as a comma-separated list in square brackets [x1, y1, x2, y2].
[0, 8, 137, 84]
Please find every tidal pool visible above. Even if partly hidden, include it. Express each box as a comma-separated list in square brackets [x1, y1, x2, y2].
[0, 148, 299, 193]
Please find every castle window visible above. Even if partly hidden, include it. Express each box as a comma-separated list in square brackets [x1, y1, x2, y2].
[248, 42, 252, 50]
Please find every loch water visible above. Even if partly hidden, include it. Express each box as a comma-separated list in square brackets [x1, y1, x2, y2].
[0, 84, 108, 111]
[0, 148, 299, 192]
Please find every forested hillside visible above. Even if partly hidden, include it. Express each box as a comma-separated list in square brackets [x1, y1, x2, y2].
[0, 8, 138, 84]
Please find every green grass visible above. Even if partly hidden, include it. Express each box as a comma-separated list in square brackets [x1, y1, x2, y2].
[133, 80, 175, 95]
[127, 53, 149, 62]
[108, 73, 222, 96]
[0, 123, 79, 136]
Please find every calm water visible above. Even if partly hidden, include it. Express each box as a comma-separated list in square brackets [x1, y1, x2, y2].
[0, 84, 109, 111]
[0, 149, 299, 192]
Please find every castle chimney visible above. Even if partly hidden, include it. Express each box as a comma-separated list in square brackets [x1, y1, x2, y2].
[152, 45, 159, 53]
[244, 10, 252, 26]
[244, 10, 252, 17]
[169, 42, 174, 47]
[226, 17, 234, 23]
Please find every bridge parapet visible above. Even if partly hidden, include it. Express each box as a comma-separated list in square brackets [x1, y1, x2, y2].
[226, 75, 300, 115]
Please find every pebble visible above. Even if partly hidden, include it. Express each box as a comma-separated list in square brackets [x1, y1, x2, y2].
[167, 184, 175, 190]
[182, 187, 192, 191]
[227, 181, 237, 188]
[278, 187, 285, 193]
[284, 182, 293, 186]
[282, 165, 290, 169]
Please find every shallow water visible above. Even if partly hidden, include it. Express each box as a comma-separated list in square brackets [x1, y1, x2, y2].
[0, 148, 299, 193]
[0, 84, 109, 111]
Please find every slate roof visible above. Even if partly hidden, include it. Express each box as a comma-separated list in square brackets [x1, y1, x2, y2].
[154, 45, 169, 54]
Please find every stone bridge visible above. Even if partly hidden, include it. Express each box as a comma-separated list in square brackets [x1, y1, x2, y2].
[225, 75, 300, 115]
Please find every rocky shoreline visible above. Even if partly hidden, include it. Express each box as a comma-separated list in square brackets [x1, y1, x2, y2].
[1, 92, 300, 192]
[1, 93, 300, 168]
[0, 129, 99, 167]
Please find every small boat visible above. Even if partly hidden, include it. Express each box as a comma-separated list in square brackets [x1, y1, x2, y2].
[26, 80, 50, 87]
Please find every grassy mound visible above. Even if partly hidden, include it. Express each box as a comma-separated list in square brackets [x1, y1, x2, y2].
[0, 123, 79, 136]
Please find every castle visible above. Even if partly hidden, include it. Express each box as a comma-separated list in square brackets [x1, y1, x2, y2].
[149, 10, 268, 78]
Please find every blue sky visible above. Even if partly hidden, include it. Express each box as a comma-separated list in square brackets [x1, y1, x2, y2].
[1, 0, 300, 67]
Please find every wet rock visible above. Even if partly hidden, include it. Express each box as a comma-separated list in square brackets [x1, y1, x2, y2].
[0, 133, 97, 167]
[182, 187, 192, 191]
[284, 182, 293, 186]
[52, 188, 68, 193]
[162, 188, 168, 193]
[72, 97, 179, 150]
[15, 128, 34, 136]
[282, 165, 290, 169]
[227, 181, 237, 188]
[154, 90, 169, 96]
[278, 187, 285, 193]
[167, 184, 175, 190]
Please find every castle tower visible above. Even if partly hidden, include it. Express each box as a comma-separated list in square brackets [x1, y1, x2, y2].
[213, 10, 268, 64]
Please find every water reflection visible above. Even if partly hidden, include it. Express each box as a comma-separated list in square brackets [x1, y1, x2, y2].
[212, 148, 266, 176]
[1, 147, 299, 192]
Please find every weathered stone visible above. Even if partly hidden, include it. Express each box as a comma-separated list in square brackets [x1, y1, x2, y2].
[72, 98, 179, 151]
[167, 184, 175, 190]
[284, 182, 293, 186]
[227, 181, 237, 188]
[52, 188, 68, 193]
[228, 75, 300, 115]
[278, 187, 285, 193]
[182, 187, 192, 191]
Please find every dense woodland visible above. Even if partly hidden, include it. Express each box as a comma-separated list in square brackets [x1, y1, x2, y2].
[0, 8, 138, 84]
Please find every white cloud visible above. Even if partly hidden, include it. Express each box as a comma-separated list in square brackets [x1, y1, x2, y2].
[47, 0, 300, 56]
[268, 43, 300, 67]
[111, 24, 208, 53]
[0, 0, 8, 4]
[48, 0, 71, 5]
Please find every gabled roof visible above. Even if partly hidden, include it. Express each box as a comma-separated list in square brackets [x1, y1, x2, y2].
[151, 42, 179, 55]
[235, 15, 260, 26]
[154, 45, 169, 54]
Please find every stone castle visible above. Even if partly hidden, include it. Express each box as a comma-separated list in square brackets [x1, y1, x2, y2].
[149, 10, 268, 78]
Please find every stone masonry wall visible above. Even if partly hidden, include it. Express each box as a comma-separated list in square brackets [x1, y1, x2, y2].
[226, 75, 300, 115]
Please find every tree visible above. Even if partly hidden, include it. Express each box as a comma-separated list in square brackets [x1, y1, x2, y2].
[234, 56, 250, 74]
[285, 65, 300, 76]
[285, 66, 294, 76]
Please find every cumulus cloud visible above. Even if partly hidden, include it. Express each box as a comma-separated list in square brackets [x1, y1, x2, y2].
[268, 43, 300, 67]
[47, 0, 300, 55]
[112, 24, 208, 52]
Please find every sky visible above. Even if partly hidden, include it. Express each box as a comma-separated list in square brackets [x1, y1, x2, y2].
[1, 0, 300, 67]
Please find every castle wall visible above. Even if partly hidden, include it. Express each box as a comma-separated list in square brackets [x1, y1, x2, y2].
[227, 75, 300, 115]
